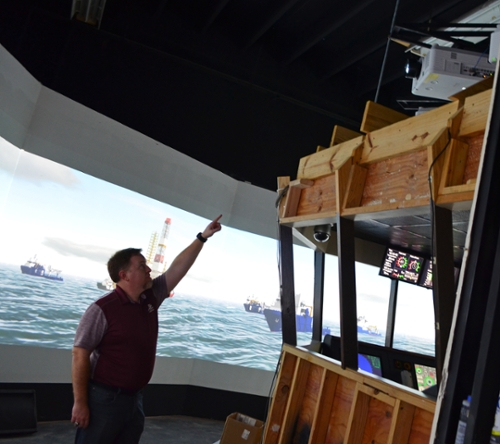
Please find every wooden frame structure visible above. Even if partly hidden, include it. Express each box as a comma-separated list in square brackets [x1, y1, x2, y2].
[269, 78, 496, 443]
[278, 87, 490, 226]
[263, 345, 436, 444]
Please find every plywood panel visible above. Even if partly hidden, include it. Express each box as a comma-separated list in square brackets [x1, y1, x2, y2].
[407, 408, 434, 444]
[283, 179, 314, 218]
[310, 370, 339, 444]
[297, 175, 337, 216]
[293, 365, 323, 444]
[388, 400, 415, 444]
[438, 138, 469, 190]
[280, 360, 311, 444]
[361, 397, 394, 444]
[360, 150, 429, 208]
[463, 133, 484, 185]
[459, 88, 492, 137]
[325, 377, 357, 444]
[293, 365, 324, 444]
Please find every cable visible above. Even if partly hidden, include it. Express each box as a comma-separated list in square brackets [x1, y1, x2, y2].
[427, 128, 452, 267]
[374, 0, 401, 103]
[275, 184, 289, 209]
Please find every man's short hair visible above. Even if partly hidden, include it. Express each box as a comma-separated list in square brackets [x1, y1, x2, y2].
[107, 248, 143, 283]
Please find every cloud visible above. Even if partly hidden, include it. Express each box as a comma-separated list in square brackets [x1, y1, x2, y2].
[43, 237, 115, 264]
[0, 143, 79, 188]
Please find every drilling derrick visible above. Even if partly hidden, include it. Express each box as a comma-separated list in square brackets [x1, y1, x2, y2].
[145, 231, 158, 265]
[150, 218, 171, 278]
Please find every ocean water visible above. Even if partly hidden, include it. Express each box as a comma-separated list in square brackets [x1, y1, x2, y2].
[0, 263, 434, 372]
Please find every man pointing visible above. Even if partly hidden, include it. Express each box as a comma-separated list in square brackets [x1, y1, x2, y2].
[71, 215, 222, 443]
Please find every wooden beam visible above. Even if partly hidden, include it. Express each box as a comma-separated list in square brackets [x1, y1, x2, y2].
[331, 125, 362, 146]
[297, 136, 364, 180]
[447, 107, 464, 139]
[344, 385, 370, 444]
[280, 210, 337, 228]
[360, 100, 408, 133]
[262, 353, 297, 444]
[342, 164, 368, 211]
[439, 182, 476, 196]
[360, 101, 459, 165]
[459, 88, 492, 137]
[342, 200, 431, 219]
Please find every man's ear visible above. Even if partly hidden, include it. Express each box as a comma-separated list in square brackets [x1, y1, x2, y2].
[118, 269, 128, 282]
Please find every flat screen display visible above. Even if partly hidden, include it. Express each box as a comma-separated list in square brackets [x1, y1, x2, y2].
[418, 259, 433, 288]
[417, 260, 461, 290]
[358, 353, 383, 377]
[379, 248, 424, 285]
[414, 363, 437, 392]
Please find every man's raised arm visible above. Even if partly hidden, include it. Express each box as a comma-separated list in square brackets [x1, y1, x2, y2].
[164, 215, 222, 292]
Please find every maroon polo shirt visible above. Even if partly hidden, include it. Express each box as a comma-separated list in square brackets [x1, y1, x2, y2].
[74, 276, 169, 392]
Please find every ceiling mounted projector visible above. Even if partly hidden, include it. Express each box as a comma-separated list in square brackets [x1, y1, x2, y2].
[411, 45, 495, 100]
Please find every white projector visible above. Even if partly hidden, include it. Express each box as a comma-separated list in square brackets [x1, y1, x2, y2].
[411, 45, 495, 100]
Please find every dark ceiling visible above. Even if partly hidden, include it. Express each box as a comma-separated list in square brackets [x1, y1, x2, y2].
[0, 0, 492, 192]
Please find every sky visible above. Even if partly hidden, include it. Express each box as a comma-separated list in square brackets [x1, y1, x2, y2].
[0, 137, 436, 339]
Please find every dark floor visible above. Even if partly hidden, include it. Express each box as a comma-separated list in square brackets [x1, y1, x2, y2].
[0, 416, 224, 443]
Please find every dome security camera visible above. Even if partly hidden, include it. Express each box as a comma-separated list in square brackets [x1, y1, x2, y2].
[313, 224, 331, 243]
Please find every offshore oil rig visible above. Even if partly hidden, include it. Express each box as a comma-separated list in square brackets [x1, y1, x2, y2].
[145, 217, 172, 279]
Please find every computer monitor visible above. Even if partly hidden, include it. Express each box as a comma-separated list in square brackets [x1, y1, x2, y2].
[414, 363, 437, 392]
[418, 259, 433, 288]
[379, 248, 424, 285]
[358, 353, 383, 377]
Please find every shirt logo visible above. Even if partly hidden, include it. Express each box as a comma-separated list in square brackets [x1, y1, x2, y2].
[147, 304, 155, 313]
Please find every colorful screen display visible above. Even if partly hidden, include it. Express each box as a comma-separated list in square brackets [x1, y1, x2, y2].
[379, 248, 424, 285]
[414, 363, 437, 391]
[358, 353, 383, 376]
[418, 260, 433, 288]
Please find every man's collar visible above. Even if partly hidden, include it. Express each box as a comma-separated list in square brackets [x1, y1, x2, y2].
[114, 285, 142, 304]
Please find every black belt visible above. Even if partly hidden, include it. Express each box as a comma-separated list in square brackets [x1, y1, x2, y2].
[90, 380, 139, 396]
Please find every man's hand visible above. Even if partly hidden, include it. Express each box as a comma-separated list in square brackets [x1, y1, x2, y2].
[201, 214, 222, 239]
[71, 401, 90, 429]
[164, 214, 223, 293]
